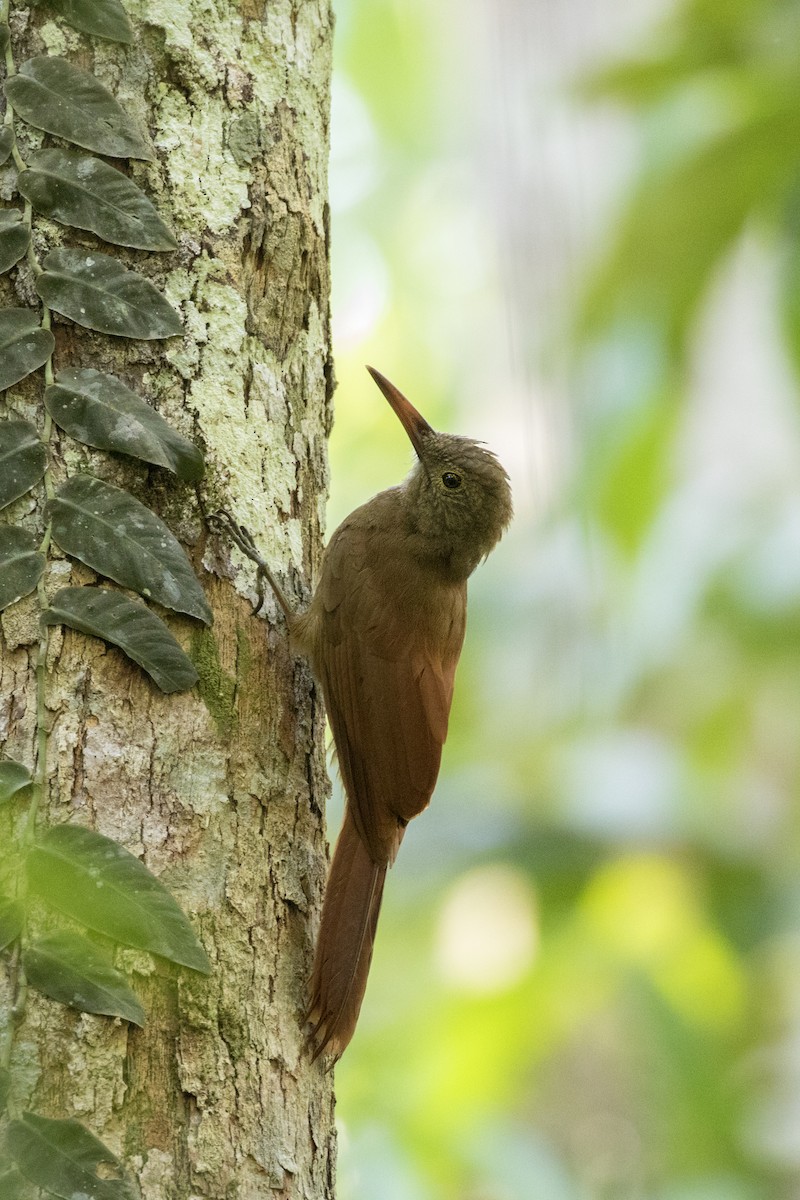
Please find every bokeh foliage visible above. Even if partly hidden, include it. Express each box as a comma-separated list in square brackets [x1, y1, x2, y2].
[330, 0, 800, 1196]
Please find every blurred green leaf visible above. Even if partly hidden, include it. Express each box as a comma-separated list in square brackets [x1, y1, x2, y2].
[581, 100, 800, 349]
[594, 395, 679, 553]
[0, 1166, 34, 1200]
[705, 579, 800, 658]
[7, 1111, 134, 1199]
[0, 898, 25, 950]
[583, 54, 703, 105]
[28, 824, 211, 972]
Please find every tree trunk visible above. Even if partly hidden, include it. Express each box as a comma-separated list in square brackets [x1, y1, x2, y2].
[0, 1, 336, 1196]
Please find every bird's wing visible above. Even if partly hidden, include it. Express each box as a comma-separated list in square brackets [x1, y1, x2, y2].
[313, 509, 466, 865]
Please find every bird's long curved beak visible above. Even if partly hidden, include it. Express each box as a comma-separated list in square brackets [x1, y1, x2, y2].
[367, 366, 433, 458]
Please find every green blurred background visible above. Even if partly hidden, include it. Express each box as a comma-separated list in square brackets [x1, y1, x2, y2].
[326, 0, 800, 1196]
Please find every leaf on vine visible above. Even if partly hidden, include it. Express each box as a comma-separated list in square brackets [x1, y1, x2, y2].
[39, 0, 134, 44]
[0, 898, 25, 950]
[0, 127, 14, 165]
[0, 1067, 9, 1112]
[28, 825, 211, 972]
[0, 309, 55, 392]
[18, 150, 177, 251]
[4, 57, 153, 159]
[0, 211, 31, 275]
[43, 587, 200, 693]
[47, 475, 212, 623]
[0, 1166, 34, 1200]
[36, 249, 182, 340]
[45, 368, 204, 480]
[0, 527, 46, 612]
[0, 760, 32, 805]
[0, 418, 47, 509]
[7, 1111, 134, 1200]
[0, 26, 8, 51]
[23, 930, 146, 1025]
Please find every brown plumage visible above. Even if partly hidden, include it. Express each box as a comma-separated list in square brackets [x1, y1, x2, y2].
[218, 368, 512, 1060]
[290, 368, 512, 1059]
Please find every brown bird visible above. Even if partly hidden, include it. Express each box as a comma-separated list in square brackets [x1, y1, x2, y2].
[220, 367, 512, 1060]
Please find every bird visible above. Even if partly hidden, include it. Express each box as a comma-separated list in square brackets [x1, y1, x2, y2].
[218, 367, 512, 1060]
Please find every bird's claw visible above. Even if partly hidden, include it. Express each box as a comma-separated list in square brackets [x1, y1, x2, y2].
[210, 509, 290, 620]
[210, 510, 268, 614]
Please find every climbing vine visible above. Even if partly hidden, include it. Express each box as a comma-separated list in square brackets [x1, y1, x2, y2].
[0, 2, 210, 1194]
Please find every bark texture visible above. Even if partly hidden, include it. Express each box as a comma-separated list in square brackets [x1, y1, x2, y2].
[0, 1, 336, 1196]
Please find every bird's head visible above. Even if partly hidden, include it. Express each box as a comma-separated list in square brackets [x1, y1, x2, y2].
[367, 366, 513, 578]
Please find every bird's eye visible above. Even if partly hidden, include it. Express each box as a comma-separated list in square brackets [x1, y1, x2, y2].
[442, 472, 462, 489]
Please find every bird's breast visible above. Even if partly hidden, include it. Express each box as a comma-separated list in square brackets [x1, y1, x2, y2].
[297, 492, 467, 662]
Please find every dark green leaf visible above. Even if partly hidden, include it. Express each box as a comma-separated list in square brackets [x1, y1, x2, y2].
[47, 475, 212, 623]
[4, 57, 152, 159]
[0, 527, 45, 612]
[43, 587, 200, 693]
[0, 127, 14, 165]
[0, 898, 24, 950]
[0, 26, 8, 51]
[7, 1111, 134, 1199]
[0, 418, 46, 509]
[45, 368, 203, 480]
[40, 0, 134, 43]
[37, 249, 182, 340]
[0, 1066, 9, 1112]
[18, 150, 177, 251]
[28, 825, 211, 972]
[580, 101, 800, 347]
[0, 210, 30, 275]
[23, 930, 145, 1024]
[0, 760, 32, 805]
[0, 309, 54, 392]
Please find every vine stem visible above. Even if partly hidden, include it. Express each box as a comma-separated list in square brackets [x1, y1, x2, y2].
[23, 585, 50, 847]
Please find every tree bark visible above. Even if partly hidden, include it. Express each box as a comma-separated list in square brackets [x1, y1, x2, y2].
[0, 1, 336, 1196]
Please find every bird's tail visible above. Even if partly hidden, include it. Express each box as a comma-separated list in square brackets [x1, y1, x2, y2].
[307, 808, 388, 1061]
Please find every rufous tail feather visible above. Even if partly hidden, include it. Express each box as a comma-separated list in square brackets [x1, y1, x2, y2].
[307, 808, 389, 1061]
